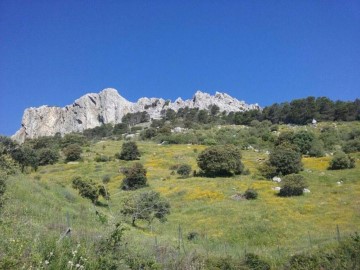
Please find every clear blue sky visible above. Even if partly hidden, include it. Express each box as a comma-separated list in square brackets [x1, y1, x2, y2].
[1, 1, 359, 136]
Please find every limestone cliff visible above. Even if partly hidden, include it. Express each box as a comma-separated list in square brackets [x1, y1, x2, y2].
[12, 88, 260, 142]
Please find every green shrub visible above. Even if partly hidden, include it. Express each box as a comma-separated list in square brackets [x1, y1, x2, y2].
[244, 253, 270, 270]
[343, 139, 360, 153]
[102, 175, 111, 184]
[63, 144, 82, 162]
[279, 174, 308, 197]
[244, 189, 258, 200]
[37, 148, 60, 165]
[121, 191, 170, 226]
[94, 155, 109, 162]
[118, 141, 140, 161]
[121, 163, 147, 190]
[177, 164, 192, 178]
[269, 145, 303, 176]
[197, 145, 245, 177]
[328, 151, 355, 170]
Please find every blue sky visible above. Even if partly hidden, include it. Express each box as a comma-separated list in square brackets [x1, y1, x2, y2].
[1, 1, 359, 136]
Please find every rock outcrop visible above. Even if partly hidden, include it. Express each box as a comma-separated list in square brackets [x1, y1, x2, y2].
[12, 88, 260, 142]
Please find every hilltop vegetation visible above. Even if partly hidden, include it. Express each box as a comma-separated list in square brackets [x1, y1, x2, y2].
[1, 96, 360, 269]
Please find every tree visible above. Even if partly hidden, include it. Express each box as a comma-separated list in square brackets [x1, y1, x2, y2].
[279, 174, 308, 197]
[121, 163, 147, 190]
[121, 191, 170, 226]
[292, 131, 315, 155]
[177, 164, 192, 178]
[328, 152, 355, 170]
[37, 148, 59, 165]
[72, 177, 109, 204]
[63, 143, 82, 162]
[268, 145, 303, 176]
[0, 172, 7, 214]
[11, 146, 39, 172]
[118, 141, 140, 161]
[197, 145, 244, 177]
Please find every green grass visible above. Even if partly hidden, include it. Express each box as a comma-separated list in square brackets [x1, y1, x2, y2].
[1, 138, 360, 268]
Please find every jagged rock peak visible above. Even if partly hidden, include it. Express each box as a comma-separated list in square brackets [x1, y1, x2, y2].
[12, 88, 260, 142]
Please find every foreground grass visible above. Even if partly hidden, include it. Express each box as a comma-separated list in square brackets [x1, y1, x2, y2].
[1, 140, 359, 268]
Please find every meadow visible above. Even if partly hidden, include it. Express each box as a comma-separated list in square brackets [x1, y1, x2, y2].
[1, 136, 359, 268]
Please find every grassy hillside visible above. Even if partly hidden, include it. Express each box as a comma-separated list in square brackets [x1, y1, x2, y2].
[1, 133, 359, 268]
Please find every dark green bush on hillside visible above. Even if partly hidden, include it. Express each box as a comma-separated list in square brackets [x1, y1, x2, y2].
[37, 148, 59, 165]
[72, 176, 108, 204]
[245, 253, 270, 270]
[177, 164, 192, 178]
[118, 141, 140, 161]
[279, 174, 307, 197]
[268, 145, 303, 176]
[343, 138, 360, 153]
[244, 189, 258, 200]
[197, 145, 244, 177]
[63, 143, 82, 162]
[121, 163, 147, 190]
[328, 151, 355, 170]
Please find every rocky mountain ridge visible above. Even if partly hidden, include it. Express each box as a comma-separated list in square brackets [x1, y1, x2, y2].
[13, 88, 260, 142]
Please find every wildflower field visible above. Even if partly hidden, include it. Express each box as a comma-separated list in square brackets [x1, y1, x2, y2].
[1, 137, 360, 268]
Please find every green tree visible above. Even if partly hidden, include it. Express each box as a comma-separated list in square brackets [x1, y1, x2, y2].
[328, 152, 355, 170]
[177, 164, 192, 178]
[279, 174, 308, 197]
[268, 145, 303, 176]
[292, 131, 315, 154]
[197, 145, 244, 177]
[121, 163, 147, 190]
[119, 141, 140, 161]
[121, 191, 170, 226]
[37, 148, 59, 165]
[63, 143, 82, 162]
[72, 177, 109, 204]
[11, 146, 39, 172]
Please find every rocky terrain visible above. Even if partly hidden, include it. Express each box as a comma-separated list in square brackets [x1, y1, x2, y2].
[13, 88, 260, 142]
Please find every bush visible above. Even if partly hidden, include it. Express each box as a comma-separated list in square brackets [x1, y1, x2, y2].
[279, 174, 307, 197]
[244, 253, 270, 270]
[72, 177, 100, 204]
[94, 155, 109, 162]
[121, 191, 170, 226]
[37, 148, 59, 165]
[197, 145, 245, 177]
[63, 144, 82, 162]
[343, 139, 360, 153]
[177, 164, 192, 178]
[269, 145, 303, 176]
[328, 151, 355, 170]
[118, 141, 140, 161]
[102, 175, 111, 184]
[121, 163, 147, 190]
[244, 189, 258, 200]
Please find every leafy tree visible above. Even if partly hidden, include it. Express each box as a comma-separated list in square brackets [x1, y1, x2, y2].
[11, 146, 39, 172]
[140, 128, 157, 140]
[308, 139, 325, 157]
[292, 131, 315, 154]
[197, 145, 244, 177]
[121, 191, 170, 226]
[328, 152, 355, 170]
[121, 163, 147, 190]
[63, 143, 82, 162]
[61, 133, 87, 148]
[37, 148, 59, 165]
[72, 177, 109, 204]
[177, 164, 192, 178]
[0, 172, 7, 214]
[279, 174, 308, 197]
[113, 123, 129, 135]
[119, 141, 140, 161]
[0, 154, 18, 175]
[268, 145, 302, 176]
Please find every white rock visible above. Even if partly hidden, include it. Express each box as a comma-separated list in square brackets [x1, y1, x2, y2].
[272, 177, 282, 183]
[12, 88, 260, 143]
[303, 188, 311, 193]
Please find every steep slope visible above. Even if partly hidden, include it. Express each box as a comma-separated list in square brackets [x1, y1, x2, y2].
[13, 88, 260, 142]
